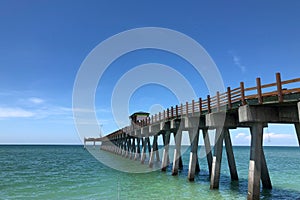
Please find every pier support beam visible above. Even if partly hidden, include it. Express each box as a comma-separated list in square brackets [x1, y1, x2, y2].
[134, 138, 141, 160]
[210, 127, 224, 189]
[247, 123, 264, 200]
[224, 129, 238, 181]
[131, 138, 136, 159]
[161, 127, 171, 171]
[188, 128, 200, 181]
[202, 128, 213, 177]
[172, 130, 183, 176]
[294, 123, 300, 146]
[141, 138, 147, 164]
[261, 148, 272, 189]
[149, 135, 159, 168]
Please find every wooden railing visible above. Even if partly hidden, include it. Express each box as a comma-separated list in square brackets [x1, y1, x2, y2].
[137, 73, 300, 126]
[105, 73, 300, 139]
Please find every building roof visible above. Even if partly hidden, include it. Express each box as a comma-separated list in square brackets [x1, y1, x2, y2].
[129, 112, 150, 118]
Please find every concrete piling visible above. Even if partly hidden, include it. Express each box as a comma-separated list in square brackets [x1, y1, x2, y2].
[210, 127, 224, 189]
[202, 128, 213, 177]
[247, 123, 264, 200]
[187, 128, 200, 181]
[172, 130, 182, 176]
[224, 129, 238, 181]
[161, 128, 171, 171]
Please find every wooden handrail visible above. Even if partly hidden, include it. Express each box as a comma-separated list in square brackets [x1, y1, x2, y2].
[102, 73, 300, 138]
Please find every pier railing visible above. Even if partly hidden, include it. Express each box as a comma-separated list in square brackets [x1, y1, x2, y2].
[101, 73, 300, 137]
[135, 72, 300, 127]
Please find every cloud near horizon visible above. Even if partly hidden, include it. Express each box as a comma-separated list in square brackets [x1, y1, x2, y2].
[233, 131, 296, 146]
[0, 107, 35, 118]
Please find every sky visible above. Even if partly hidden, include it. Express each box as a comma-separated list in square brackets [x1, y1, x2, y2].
[0, 0, 300, 145]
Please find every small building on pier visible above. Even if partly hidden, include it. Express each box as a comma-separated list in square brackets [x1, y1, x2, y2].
[130, 112, 149, 125]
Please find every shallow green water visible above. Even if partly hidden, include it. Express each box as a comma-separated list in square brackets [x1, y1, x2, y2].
[0, 145, 299, 199]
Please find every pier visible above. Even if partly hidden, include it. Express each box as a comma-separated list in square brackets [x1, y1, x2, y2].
[85, 73, 300, 200]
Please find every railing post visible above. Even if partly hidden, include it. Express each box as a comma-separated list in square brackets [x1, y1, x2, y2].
[180, 103, 183, 116]
[155, 114, 157, 122]
[163, 110, 165, 120]
[176, 105, 178, 118]
[171, 107, 174, 118]
[151, 115, 153, 124]
[186, 102, 189, 116]
[207, 95, 211, 113]
[216, 91, 220, 112]
[276, 72, 283, 103]
[199, 98, 202, 114]
[167, 108, 170, 119]
[227, 87, 232, 109]
[256, 77, 262, 104]
[159, 112, 161, 121]
[240, 82, 246, 105]
[192, 100, 195, 116]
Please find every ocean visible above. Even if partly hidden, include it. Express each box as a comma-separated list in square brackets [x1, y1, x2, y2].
[0, 145, 299, 199]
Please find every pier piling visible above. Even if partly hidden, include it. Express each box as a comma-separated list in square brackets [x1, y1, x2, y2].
[187, 128, 200, 181]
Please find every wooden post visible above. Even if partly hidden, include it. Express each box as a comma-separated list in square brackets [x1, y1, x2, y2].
[276, 72, 283, 103]
[240, 82, 246, 105]
[217, 91, 220, 112]
[207, 95, 211, 113]
[171, 106, 174, 118]
[256, 77, 262, 104]
[227, 87, 232, 109]
[199, 98, 202, 114]
[186, 102, 189, 116]
[180, 103, 183, 116]
[159, 112, 161, 121]
[167, 108, 170, 119]
[176, 105, 178, 118]
[192, 100, 195, 116]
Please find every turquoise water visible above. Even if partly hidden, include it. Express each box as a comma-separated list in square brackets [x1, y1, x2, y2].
[1, 145, 300, 199]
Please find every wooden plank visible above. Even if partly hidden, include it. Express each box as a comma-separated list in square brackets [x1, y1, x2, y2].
[281, 78, 300, 85]
[261, 82, 277, 89]
[245, 86, 257, 91]
[282, 88, 300, 94]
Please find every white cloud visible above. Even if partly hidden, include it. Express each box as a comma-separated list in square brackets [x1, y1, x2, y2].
[233, 55, 246, 73]
[229, 51, 246, 73]
[263, 133, 294, 140]
[235, 132, 250, 140]
[28, 97, 44, 104]
[0, 107, 35, 118]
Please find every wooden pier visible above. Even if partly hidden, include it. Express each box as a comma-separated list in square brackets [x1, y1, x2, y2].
[87, 73, 300, 200]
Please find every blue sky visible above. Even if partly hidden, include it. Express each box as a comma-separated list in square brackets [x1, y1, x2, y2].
[0, 1, 300, 145]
